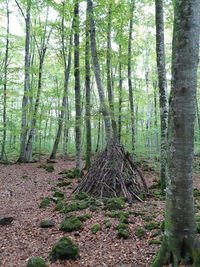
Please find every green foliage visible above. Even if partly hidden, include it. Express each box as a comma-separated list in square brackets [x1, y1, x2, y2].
[104, 219, 112, 228]
[40, 220, 54, 228]
[115, 223, 128, 230]
[144, 222, 160, 230]
[135, 227, 146, 238]
[26, 257, 48, 267]
[37, 164, 54, 172]
[59, 169, 84, 179]
[60, 215, 82, 232]
[39, 197, 51, 208]
[56, 181, 71, 187]
[117, 229, 129, 239]
[77, 213, 92, 222]
[75, 192, 89, 200]
[104, 197, 125, 211]
[50, 237, 79, 261]
[142, 215, 153, 222]
[91, 224, 101, 234]
[53, 190, 64, 199]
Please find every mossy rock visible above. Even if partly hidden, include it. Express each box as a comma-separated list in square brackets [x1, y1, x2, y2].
[115, 223, 128, 230]
[53, 190, 64, 199]
[135, 227, 146, 238]
[50, 237, 79, 261]
[104, 198, 125, 211]
[149, 239, 162, 245]
[144, 222, 160, 230]
[117, 229, 129, 239]
[56, 181, 71, 187]
[104, 219, 112, 228]
[77, 214, 92, 222]
[26, 257, 48, 267]
[40, 220, 54, 228]
[75, 192, 89, 200]
[60, 215, 82, 232]
[39, 198, 51, 208]
[38, 164, 54, 173]
[91, 224, 101, 234]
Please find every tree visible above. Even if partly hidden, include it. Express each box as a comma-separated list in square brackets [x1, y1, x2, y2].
[151, 0, 200, 266]
[155, 0, 168, 191]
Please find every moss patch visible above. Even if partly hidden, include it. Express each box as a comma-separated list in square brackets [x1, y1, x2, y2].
[104, 197, 125, 210]
[149, 239, 162, 245]
[75, 192, 89, 200]
[117, 229, 129, 239]
[38, 164, 54, 173]
[135, 227, 146, 238]
[144, 222, 160, 230]
[40, 220, 54, 228]
[56, 181, 71, 187]
[39, 198, 51, 208]
[26, 257, 48, 267]
[53, 190, 64, 199]
[104, 219, 112, 228]
[50, 237, 79, 261]
[91, 224, 101, 234]
[115, 223, 128, 230]
[77, 214, 92, 222]
[60, 215, 82, 232]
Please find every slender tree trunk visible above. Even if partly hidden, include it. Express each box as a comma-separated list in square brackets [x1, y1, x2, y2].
[145, 69, 151, 159]
[85, 8, 92, 169]
[155, 0, 168, 191]
[50, 16, 73, 159]
[151, 1, 200, 266]
[74, 0, 82, 170]
[118, 44, 123, 143]
[128, 0, 135, 155]
[18, 1, 31, 162]
[87, 0, 112, 144]
[1, 0, 9, 161]
[95, 114, 101, 153]
[106, 3, 118, 141]
[153, 80, 159, 153]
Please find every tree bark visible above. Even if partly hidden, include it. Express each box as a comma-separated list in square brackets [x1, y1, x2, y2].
[87, 0, 112, 144]
[1, 0, 9, 161]
[74, 0, 82, 170]
[151, 0, 200, 266]
[155, 0, 168, 191]
[50, 15, 73, 159]
[128, 0, 135, 155]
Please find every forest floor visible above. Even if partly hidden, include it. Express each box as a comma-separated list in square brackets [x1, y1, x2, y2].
[1, 158, 200, 267]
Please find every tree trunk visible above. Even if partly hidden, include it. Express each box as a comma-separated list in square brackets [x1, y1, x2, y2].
[106, 3, 118, 141]
[155, 0, 168, 191]
[18, 1, 31, 162]
[50, 15, 73, 160]
[85, 7, 92, 169]
[1, 0, 9, 161]
[74, 0, 82, 170]
[87, 0, 112, 144]
[128, 0, 135, 155]
[118, 43, 123, 143]
[151, 1, 200, 266]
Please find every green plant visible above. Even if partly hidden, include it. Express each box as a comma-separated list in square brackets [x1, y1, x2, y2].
[91, 224, 101, 234]
[117, 229, 129, 239]
[39, 198, 51, 208]
[26, 257, 48, 267]
[60, 215, 82, 232]
[40, 220, 54, 228]
[135, 227, 146, 238]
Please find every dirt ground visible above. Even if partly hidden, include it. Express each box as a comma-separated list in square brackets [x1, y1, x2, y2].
[0, 158, 198, 267]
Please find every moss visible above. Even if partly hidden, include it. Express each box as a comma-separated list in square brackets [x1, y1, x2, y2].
[117, 229, 129, 239]
[196, 222, 200, 233]
[39, 198, 51, 208]
[21, 175, 28, 179]
[60, 215, 82, 232]
[89, 205, 98, 212]
[54, 200, 66, 211]
[144, 222, 160, 230]
[53, 190, 64, 199]
[26, 257, 48, 267]
[61, 202, 79, 213]
[91, 224, 101, 234]
[104, 219, 112, 228]
[160, 220, 165, 232]
[195, 215, 200, 222]
[50, 237, 79, 261]
[128, 211, 144, 216]
[194, 188, 200, 197]
[56, 181, 71, 187]
[106, 211, 129, 219]
[77, 214, 92, 222]
[104, 197, 125, 211]
[78, 201, 90, 210]
[149, 239, 162, 245]
[40, 220, 54, 228]
[115, 223, 128, 230]
[153, 191, 165, 200]
[135, 227, 146, 238]
[38, 164, 54, 172]
[75, 192, 89, 200]
[59, 169, 84, 179]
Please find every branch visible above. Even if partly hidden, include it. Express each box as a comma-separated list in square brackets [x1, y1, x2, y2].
[15, 0, 26, 20]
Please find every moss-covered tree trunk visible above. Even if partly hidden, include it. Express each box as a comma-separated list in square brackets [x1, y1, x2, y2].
[151, 0, 200, 266]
